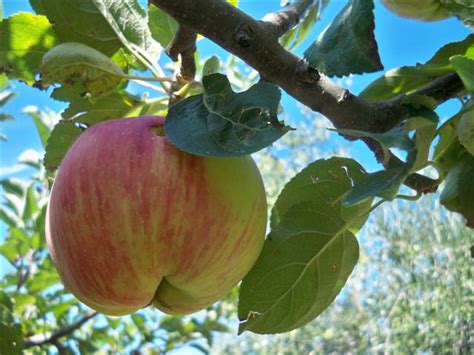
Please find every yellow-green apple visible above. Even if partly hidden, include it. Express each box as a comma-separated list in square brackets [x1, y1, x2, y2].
[382, 0, 449, 21]
[46, 116, 267, 316]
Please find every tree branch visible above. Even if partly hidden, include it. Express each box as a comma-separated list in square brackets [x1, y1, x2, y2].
[261, 0, 315, 38]
[24, 312, 98, 349]
[151, 0, 465, 193]
[167, 25, 197, 81]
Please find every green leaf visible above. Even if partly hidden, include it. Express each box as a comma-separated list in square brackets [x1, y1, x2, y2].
[270, 157, 372, 232]
[440, 155, 474, 228]
[40, 42, 125, 97]
[90, 0, 161, 61]
[443, 0, 474, 28]
[1, 228, 29, 263]
[361, 34, 474, 101]
[238, 158, 373, 334]
[280, 0, 328, 50]
[334, 123, 414, 163]
[38, 0, 153, 58]
[22, 185, 39, 222]
[27, 267, 61, 293]
[239, 200, 359, 334]
[457, 108, 474, 155]
[0, 12, 58, 83]
[62, 92, 143, 125]
[434, 107, 472, 171]
[165, 73, 292, 157]
[450, 55, 474, 92]
[23, 110, 52, 148]
[202, 56, 221, 76]
[43, 120, 83, 171]
[405, 108, 438, 171]
[0, 179, 27, 197]
[0, 323, 23, 355]
[148, 3, 179, 48]
[303, 0, 383, 77]
[227, 0, 239, 6]
[344, 167, 408, 206]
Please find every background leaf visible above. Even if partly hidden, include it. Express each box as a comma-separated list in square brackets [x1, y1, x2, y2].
[148, 3, 178, 48]
[0, 13, 58, 83]
[303, 0, 382, 77]
[40, 42, 125, 97]
[43, 120, 83, 171]
[361, 34, 473, 101]
[164, 73, 291, 157]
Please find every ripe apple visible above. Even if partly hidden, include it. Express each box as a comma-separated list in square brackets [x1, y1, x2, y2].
[46, 116, 267, 316]
[382, 0, 449, 21]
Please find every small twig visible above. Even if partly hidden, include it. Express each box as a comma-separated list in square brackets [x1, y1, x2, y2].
[24, 312, 98, 349]
[167, 25, 197, 81]
[261, 0, 314, 38]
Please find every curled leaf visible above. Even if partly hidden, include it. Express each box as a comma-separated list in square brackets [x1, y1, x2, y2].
[40, 42, 125, 97]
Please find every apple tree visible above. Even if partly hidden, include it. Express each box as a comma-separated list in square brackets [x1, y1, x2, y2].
[1, 0, 473, 352]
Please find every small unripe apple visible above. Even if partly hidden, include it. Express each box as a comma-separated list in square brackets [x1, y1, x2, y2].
[46, 116, 267, 316]
[382, 0, 449, 21]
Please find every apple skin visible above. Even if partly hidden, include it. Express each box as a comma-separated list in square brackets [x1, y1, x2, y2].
[46, 116, 267, 316]
[382, 0, 449, 21]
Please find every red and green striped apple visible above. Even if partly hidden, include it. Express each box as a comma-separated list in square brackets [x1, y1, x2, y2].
[46, 116, 267, 316]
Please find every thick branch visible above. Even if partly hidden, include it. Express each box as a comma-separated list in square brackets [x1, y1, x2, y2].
[261, 0, 314, 37]
[24, 312, 98, 349]
[151, 0, 465, 193]
[167, 25, 197, 81]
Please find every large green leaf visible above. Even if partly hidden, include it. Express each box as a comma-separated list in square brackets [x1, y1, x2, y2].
[38, 0, 160, 60]
[457, 108, 474, 155]
[434, 106, 472, 172]
[303, 0, 382, 77]
[440, 154, 474, 227]
[361, 34, 473, 101]
[0, 13, 58, 83]
[91, 0, 161, 60]
[450, 55, 474, 92]
[148, 3, 178, 48]
[239, 200, 358, 334]
[238, 158, 373, 334]
[164, 73, 292, 157]
[270, 157, 372, 232]
[40, 42, 125, 97]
